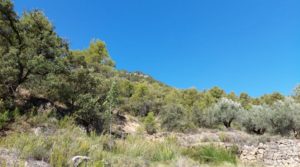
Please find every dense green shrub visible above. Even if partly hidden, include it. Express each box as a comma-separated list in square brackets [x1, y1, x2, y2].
[259, 92, 285, 105]
[211, 98, 243, 128]
[182, 145, 237, 165]
[0, 111, 9, 129]
[160, 103, 196, 132]
[0, 133, 52, 161]
[241, 105, 271, 135]
[268, 98, 300, 136]
[73, 94, 106, 135]
[144, 112, 157, 134]
[127, 82, 165, 117]
[0, 99, 9, 129]
[192, 105, 216, 128]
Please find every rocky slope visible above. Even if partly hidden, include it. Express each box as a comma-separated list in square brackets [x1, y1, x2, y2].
[241, 139, 300, 167]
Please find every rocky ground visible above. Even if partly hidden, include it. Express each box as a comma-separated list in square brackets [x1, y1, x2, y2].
[0, 148, 50, 167]
[146, 128, 300, 167]
[0, 114, 299, 167]
[1, 129, 299, 167]
[240, 139, 300, 167]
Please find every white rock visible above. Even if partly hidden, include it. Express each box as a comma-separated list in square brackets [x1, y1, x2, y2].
[71, 156, 90, 167]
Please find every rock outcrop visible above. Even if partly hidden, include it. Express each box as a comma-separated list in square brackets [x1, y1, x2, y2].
[240, 139, 300, 167]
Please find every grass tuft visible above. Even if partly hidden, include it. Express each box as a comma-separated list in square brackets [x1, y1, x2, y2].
[182, 145, 237, 165]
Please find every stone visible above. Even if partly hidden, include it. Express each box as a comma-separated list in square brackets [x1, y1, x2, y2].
[71, 156, 90, 167]
[33, 127, 43, 136]
[258, 148, 264, 154]
[240, 139, 300, 167]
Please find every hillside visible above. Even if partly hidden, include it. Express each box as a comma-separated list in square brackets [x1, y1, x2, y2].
[1, 0, 300, 167]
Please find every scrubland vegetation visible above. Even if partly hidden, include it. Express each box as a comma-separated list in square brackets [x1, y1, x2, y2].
[0, 114, 240, 166]
[0, 0, 300, 166]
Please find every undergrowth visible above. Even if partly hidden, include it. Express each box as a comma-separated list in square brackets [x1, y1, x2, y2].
[182, 145, 237, 165]
[0, 114, 239, 167]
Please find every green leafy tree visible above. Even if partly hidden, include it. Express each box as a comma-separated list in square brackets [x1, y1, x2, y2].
[227, 92, 238, 101]
[103, 80, 119, 150]
[129, 82, 150, 116]
[239, 93, 252, 110]
[197, 92, 216, 110]
[180, 88, 200, 108]
[72, 40, 115, 78]
[44, 68, 99, 110]
[164, 89, 181, 105]
[260, 92, 284, 105]
[73, 40, 115, 66]
[0, 1, 68, 102]
[117, 79, 134, 98]
[208, 87, 226, 100]
[106, 81, 119, 109]
[73, 94, 104, 135]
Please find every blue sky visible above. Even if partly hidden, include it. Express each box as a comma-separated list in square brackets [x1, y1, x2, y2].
[14, 0, 300, 97]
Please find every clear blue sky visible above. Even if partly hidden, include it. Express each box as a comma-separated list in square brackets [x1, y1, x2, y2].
[14, 0, 300, 97]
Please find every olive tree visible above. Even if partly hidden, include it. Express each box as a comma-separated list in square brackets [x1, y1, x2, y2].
[211, 98, 243, 128]
[268, 97, 300, 136]
[241, 105, 271, 135]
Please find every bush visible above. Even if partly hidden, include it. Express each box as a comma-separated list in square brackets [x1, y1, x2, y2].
[182, 145, 237, 165]
[143, 112, 157, 135]
[22, 138, 51, 161]
[0, 111, 9, 129]
[0, 133, 52, 161]
[160, 103, 196, 132]
[192, 105, 214, 128]
[0, 99, 9, 129]
[211, 98, 243, 128]
[241, 105, 271, 135]
[269, 98, 300, 136]
[74, 94, 106, 135]
[219, 132, 232, 142]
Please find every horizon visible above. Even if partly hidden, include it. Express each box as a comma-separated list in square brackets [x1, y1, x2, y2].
[14, 0, 300, 97]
